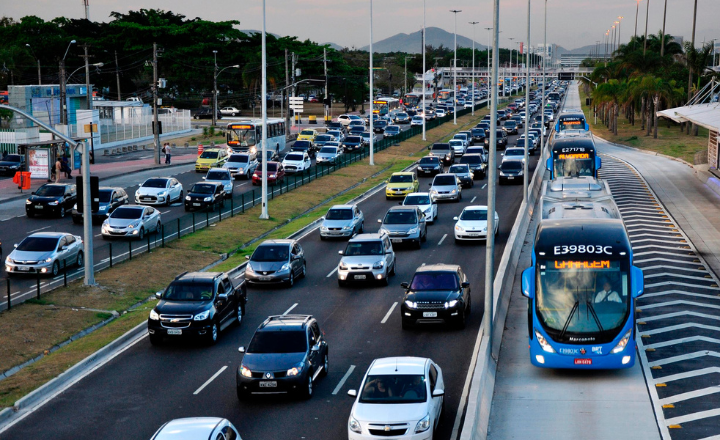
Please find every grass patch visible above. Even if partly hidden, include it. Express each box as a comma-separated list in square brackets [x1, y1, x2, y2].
[580, 89, 707, 164]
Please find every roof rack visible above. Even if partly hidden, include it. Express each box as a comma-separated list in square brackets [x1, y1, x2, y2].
[264, 314, 312, 325]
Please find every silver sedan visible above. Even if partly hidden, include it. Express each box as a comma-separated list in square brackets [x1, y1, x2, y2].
[101, 205, 162, 240]
[5, 232, 83, 277]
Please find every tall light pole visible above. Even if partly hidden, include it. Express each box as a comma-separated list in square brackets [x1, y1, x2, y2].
[59, 39, 76, 126]
[450, 9, 462, 125]
[540, 0, 546, 157]
[369, 0, 375, 165]
[25, 44, 41, 85]
[660, 0, 668, 56]
[617, 17, 624, 51]
[634, 0, 641, 50]
[212, 50, 218, 127]
[485, 27, 493, 80]
[508, 37, 516, 88]
[643, 0, 650, 55]
[523, 0, 530, 203]
[605, 30, 610, 61]
[260, 0, 269, 220]
[422, 0, 427, 141]
[469, 21, 479, 116]
[613, 23, 618, 54]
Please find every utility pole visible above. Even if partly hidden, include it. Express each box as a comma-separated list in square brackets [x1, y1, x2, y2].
[369, 0, 375, 166]
[115, 50, 121, 101]
[212, 50, 218, 127]
[260, 0, 269, 220]
[79, 44, 93, 109]
[83, 0, 90, 20]
[524, 0, 530, 203]
[660, 0, 668, 56]
[152, 42, 160, 165]
[643, 0, 650, 55]
[324, 47, 329, 125]
[470, 21, 479, 116]
[291, 52, 296, 129]
[285, 49, 290, 136]
[688, 0, 698, 135]
[422, 0, 426, 141]
[450, 9, 462, 125]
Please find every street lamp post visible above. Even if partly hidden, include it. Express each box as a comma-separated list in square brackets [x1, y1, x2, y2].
[617, 17, 624, 51]
[469, 21, 479, 116]
[485, 27, 493, 80]
[260, 0, 269, 220]
[59, 39, 76, 126]
[450, 9, 462, 125]
[422, 0, 427, 141]
[212, 50, 218, 127]
[25, 44, 41, 85]
[634, 0, 641, 50]
[643, 0, 650, 55]
[523, 0, 530, 203]
[541, 0, 547, 157]
[369, 0, 375, 166]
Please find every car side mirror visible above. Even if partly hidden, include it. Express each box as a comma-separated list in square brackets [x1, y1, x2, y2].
[218, 292, 229, 300]
[31, 191, 36, 195]
[347, 389, 358, 397]
[245, 255, 250, 260]
[546, 157, 552, 171]
[432, 389, 445, 397]
[632, 265, 644, 298]
[400, 282, 409, 289]
[238, 346, 245, 353]
[338, 250, 344, 255]
[596, 156, 602, 170]
[311, 345, 320, 352]
[202, 176, 206, 180]
[377, 219, 382, 224]
[521, 267, 535, 298]
[155, 291, 162, 299]
[461, 282, 470, 288]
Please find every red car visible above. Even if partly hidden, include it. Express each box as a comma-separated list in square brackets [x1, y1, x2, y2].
[252, 161, 285, 186]
[308, 96, 320, 103]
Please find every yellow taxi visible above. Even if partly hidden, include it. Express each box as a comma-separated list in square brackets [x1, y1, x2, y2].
[385, 172, 419, 200]
[296, 129, 319, 142]
[195, 148, 229, 173]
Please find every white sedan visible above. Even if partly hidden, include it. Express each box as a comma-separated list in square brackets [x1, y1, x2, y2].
[402, 192, 437, 223]
[410, 116, 424, 126]
[220, 107, 241, 116]
[281, 151, 312, 174]
[453, 205, 499, 243]
[449, 139, 466, 157]
[135, 177, 183, 206]
[347, 357, 444, 440]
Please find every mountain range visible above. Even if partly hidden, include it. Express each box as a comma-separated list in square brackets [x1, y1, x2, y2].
[360, 27, 486, 53]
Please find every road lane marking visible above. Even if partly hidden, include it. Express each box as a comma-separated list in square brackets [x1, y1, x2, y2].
[381, 302, 398, 324]
[28, 226, 51, 234]
[193, 366, 228, 395]
[481, 184, 487, 189]
[94, 233, 102, 237]
[470, 196, 477, 203]
[332, 365, 356, 395]
[326, 266, 339, 278]
[438, 234, 447, 246]
[283, 303, 298, 315]
[161, 210, 171, 214]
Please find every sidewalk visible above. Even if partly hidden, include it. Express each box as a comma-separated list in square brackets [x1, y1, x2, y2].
[0, 149, 199, 204]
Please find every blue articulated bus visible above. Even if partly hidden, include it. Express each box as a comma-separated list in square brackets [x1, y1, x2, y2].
[555, 111, 590, 133]
[547, 137, 601, 180]
[522, 219, 644, 369]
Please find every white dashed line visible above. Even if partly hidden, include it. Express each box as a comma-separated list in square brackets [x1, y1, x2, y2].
[326, 266, 339, 278]
[381, 302, 398, 324]
[161, 210, 171, 214]
[438, 234, 447, 246]
[283, 303, 298, 315]
[28, 226, 51, 234]
[470, 196, 477, 203]
[481, 184, 487, 189]
[193, 366, 228, 395]
[332, 365, 356, 395]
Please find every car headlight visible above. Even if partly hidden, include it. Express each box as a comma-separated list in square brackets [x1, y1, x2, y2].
[204, 197, 212, 202]
[6, 256, 13, 264]
[128, 222, 139, 229]
[415, 414, 431, 433]
[73, 203, 78, 210]
[158, 191, 166, 196]
[535, 329, 556, 353]
[193, 310, 211, 321]
[379, 228, 389, 235]
[444, 299, 458, 309]
[98, 205, 107, 211]
[455, 224, 465, 232]
[280, 263, 290, 272]
[149, 309, 159, 320]
[185, 196, 191, 201]
[429, 189, 438, 195]
[372, 260, 385, 269]
[240, 365, 253, 378]
[408, 227, 418, 234]
[238, 168, 245, 174]
[450, 189, 457, 194]
[321, 226, 328, 231]
[405, 300, 417, 309]
[26, 200, 32, 205]
[102, 223, 109, 232]
[287, 362, 304, 376]
[342, 225, 352, 230]
[349, 416, 362, 434]
[611, 329, 632, 354]
[270, 174, 276, 178]
[339, 261, 348, 271]
[135, 191, 140, 197]
[48, 201, 59, 205]
[246, 263, 254, 273]
[45, 257, 53, 263]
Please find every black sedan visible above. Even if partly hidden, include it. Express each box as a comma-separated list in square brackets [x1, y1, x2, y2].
[184, 182, 226, 211]
[342, 136, 363, 152]
[400, 263, 471, 329]
[193, 108, 222, 120]
[0, 154, 25, 176]
[26, 183, 77, 219]
[416, 156, 443, 176]
[72, 187, 129, 224]
[291, 140, 315, 157]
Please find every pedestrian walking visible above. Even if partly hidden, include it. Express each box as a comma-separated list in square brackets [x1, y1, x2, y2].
[54, 158, 62, 183]
[164, 143, 172, 164]
[61, 155, 72, 178]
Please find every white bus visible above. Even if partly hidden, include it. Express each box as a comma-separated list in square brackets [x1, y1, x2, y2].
[372, 98, 400, 116]
[226, 118, 286, 154]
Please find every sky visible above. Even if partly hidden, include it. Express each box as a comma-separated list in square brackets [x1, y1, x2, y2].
[5, 0, 720, 51]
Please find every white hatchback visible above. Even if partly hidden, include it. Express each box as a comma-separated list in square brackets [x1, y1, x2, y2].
[282, 151, 312, 174]
[347, 357, 444, 440]
[453, 205, 499, 243]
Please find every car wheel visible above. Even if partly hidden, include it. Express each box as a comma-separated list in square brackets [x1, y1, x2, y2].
[457, 308, 467, 330]
[237, 387, 249, 401]
[299, 373, 313, 400]
[320, 235, 325, 241]
[287, 272, 295, 288]
[300, 263, 307, 279]
[26, 211, 34, 218]
[51, 261, 60, 276]
[138, 227, 145, 240]
[155, 221, 162, 234]
[149, 334, 163, 346]
[466, 294, 472, 314]
[421, 229, 427, 243]
[207, 321, 219, 345]
[338, 279, 346, 287]
[321, 352, 329, 377]
[178, 191, 183, 203]
[389, 261, 396, 276]
[235, 300, 244, 327]
[59, 206, 66, 218]
[76, 251, 83, 268]
[380, 274, 389, 286]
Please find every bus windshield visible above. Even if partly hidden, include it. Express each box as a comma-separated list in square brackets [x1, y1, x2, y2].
[557, 116, 586, 132]
[228, 126, 257, 146]
[536, 259, 629, 341]
[554, 152, 595, 177]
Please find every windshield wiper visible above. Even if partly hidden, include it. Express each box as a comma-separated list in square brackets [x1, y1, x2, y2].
[585, 301, 604, 332]
[559, 301, 579, 340]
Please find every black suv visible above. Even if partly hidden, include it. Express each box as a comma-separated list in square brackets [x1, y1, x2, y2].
[185, 182, 226, 211]
[237, 315, 328, 400]
[400, 264, 471, 329]
[193, 107, 222, 120]
[0, 154, 25, 176]
[470, 128, 486, 144]
[416, 156, 443, 176]
[26, 183, 77, 218]
[147, 271, 247, 345]
[493, 130, 508, 150]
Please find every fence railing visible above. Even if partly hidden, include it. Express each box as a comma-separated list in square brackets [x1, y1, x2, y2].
[1, 101, 488, 312]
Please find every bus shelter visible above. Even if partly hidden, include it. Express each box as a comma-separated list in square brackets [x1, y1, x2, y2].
[17, 137, 84, 181]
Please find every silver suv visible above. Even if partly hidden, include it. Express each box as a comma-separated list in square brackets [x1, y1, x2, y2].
[337, 233, 396, 287]
[429, 173, 462, 202]
[377, 205, 428, 249]
[320, 204, 364, 240]
[223, 153, 258, 180]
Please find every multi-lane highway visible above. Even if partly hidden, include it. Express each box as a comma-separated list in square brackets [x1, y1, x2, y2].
[0, 116, 543, 439]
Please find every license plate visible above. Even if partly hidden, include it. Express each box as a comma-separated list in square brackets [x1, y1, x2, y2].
[469, 233, 480, 237]
[423, 312, 438, 318]
[167, 329, 182, 335]
[354, 275, 366, 280]
[259, 381, 277, 388]
[193, 203, 201, 206]
[574, 358, 592, 365]
[507, 176, 514, 180]
[35, 205, 43, 209]
[392, 238, 402, 243]
[17, 266, 30, 271]
[261, 276, 272, 281]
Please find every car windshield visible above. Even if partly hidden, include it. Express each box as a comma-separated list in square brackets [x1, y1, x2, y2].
[320, 147, 338, 154]
[110, 207, 143, 219]
[162, 282, 214, 301]
[293, 141, 311, 149]
[251, 244, 289, 262]
[471, 129, 484, 136]
[326, 209, 353, 220]
[449, 140, 463, 146]
[433, 175, 456, 186]
[190, 184, 216, 194]
[300, 130, 314, 136]
[264, 163, 278, 172]
[554, 155, 594, 177]
[35, 185, 65, 196]
[389, 174, 413, 183]
[419, 157, 439, 165]
[386, 127, 399, 132]
[461, 209, 488, 221]
[431, 145, 449, 152]
[501, 161, 523, 171]
[516, 140, 528, 148]
[360, 375, 427, 404]
[199, 151, 219, 159]
[4, 155, 22, 162]
[228, 155, 249, 163]
[460, 155, 481, 164]
[344, 241, 383, 256]
[397, 113, 408, 118]
[285, 154, 304, 161]
[16, 236, 59, 252]
[346, 136, 361, 143]
[449, 165, 469, 174]
[505, 149, 524, 156]
[504, 121, 516, 127]
[98, 190, 113, 203]
[404, 195, 432, 205]
[316, 135, 332, 142]
[142, 179, 167, 188]
[247, 330, 307, 354]
[384, 210, 417, 225]
[467, 148, 485, 155]
[410, 272, 459, 290]
[206, 171, 230, 180]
